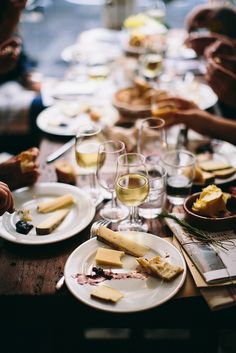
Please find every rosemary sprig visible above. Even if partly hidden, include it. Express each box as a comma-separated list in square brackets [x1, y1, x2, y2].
[158, 211, 232, 250]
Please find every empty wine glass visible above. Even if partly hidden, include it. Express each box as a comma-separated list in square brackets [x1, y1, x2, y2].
[138, 117, 167, 164]
[96, 140, 129, 222]
[75, 123, 104, 203]
[115, 153, 149, 232]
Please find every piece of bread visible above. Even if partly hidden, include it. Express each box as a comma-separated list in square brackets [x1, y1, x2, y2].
[36, 208, 70, 235]
[55, 160, 77, 185]
[199, 160, 231, 172]
[194, 167, 215, 184]
[213, 167, 236, 179]
[137, 256, 183, 281]
[19, 148, 38, 173]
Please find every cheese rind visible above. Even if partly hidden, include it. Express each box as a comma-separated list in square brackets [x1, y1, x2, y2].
[36, 208, 70, 235]
[137, 256, 183, 281]
[95, 247, 125, 267]
[37, 194, 75, 213]
[97, 226, 149, 257]
[91, 285, 123, 303]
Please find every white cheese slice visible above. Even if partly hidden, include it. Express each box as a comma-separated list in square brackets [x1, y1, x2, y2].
[37, 194, 75, 213]
[97, 226, 149, 257]
[95, 247, 125, 267]
[36, 208, 70, 235]
[91, 285, 123, 303]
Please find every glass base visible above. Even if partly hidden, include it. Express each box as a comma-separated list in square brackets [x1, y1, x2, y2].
[100, 202, 129, 222]
[117, 219, 149, 232]
[167, 195, 186, 206]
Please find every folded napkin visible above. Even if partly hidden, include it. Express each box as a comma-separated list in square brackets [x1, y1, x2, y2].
[172, 237, 236, 311]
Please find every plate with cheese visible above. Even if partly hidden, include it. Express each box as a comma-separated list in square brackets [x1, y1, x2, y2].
[64, 227, 186, 313]
[0, 182, 95, 245]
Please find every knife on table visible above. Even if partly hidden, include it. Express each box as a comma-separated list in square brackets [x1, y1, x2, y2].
[46, 137, 75, 164]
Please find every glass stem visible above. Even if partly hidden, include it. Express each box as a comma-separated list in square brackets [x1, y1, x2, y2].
[130, 206, 137, 224]
[111, 191, 116, 209]
[90, 172, 96, 189]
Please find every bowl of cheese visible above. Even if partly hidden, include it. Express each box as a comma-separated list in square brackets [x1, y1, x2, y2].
[184, 185, 236, 231]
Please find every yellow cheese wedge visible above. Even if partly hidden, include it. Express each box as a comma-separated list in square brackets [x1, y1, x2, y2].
[36, 208, 69, 235]
[91, 285, 123, 303]
[137, 256, 183, 281]
[97, 226, 149, 257]
[95, 247, 125, 267]
[37, 194, 75, 213]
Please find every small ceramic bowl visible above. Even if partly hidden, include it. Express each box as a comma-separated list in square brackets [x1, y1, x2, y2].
[183, 193, 236, 232]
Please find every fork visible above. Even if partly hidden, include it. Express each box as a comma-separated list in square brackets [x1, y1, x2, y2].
[55, 219, 110, 290]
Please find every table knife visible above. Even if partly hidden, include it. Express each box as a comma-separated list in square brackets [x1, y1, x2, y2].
[46, 137, 75, 163]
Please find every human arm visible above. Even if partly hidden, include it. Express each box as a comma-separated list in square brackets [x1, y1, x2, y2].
[0, 182, 14, 216]
[155, 97, 236, 145]
[0, 148, 40, 191]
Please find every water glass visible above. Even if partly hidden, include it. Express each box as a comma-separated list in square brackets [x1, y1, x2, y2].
[139, 164, 166, 219]
[138, 117, 167, 163]
[161, 150, 196, 206]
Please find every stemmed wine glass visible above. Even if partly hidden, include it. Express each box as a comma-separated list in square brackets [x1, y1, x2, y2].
[115, 153, 149, 232]
[96, 140, 129, 222]
[75, 123, 104, 203]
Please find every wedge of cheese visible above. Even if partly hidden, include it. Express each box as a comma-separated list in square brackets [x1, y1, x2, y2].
[137, 256, 183, 281]
[91, 285, 123, 303]
[95, 247, 125, 267]
[97, 226, 149, 257]
[37, 194, 75, 213]
[36, 208, 69, 235]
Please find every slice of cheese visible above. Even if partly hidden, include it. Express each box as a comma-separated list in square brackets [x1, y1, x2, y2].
[37, 194, 75, 213]
[194, 167, 215, 184]
[36, 208, 69, 235]
[137, 256, 183, 281]
[199, 160, 231, 172]
[95, 247, 125, 267]
[97, 226, 149, 257]
[91, 285, 123, 303]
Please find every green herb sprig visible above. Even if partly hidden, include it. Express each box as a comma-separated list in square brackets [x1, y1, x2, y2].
[158, 211, 232, 250]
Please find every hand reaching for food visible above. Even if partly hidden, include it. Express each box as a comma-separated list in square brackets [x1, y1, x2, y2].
[0, 147, 40, 191]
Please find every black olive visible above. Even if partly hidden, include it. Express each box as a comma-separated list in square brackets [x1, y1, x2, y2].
[15, 221, 34, 235]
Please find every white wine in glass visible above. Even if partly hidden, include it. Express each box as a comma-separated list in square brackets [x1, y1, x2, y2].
[115, 153, 149, 232]
[75, 124, 103, 203]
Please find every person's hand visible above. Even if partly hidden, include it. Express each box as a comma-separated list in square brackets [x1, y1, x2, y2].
[0, 148, 40, 191]
[206, 57, 236, 109]
[0, 37, 22, 74]
[184, 32, 236, 56]
[204, 40, 236, 73]
[0, 182, 14, 216]
[185, 4, 236, 38]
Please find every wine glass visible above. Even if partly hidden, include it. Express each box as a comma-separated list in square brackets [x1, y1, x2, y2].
[138, 117, 167, 164]
[115, 153, 149, 232]
[96, 140, 129, 222]
[75, 123, 104, 203]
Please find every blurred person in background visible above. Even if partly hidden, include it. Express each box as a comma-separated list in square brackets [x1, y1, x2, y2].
[0, 0, 45, 139]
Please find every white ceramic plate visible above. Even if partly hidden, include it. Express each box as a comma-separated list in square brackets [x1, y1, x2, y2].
[172, 81, 218, 110]
[0, 183, 96, 245]
[64, 232, 186, 313]
[36, 103, 118, 136]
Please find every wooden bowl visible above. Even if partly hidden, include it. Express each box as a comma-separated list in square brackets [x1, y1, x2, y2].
[183, 193, 236, 232]
[112, 88, 152, 120]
